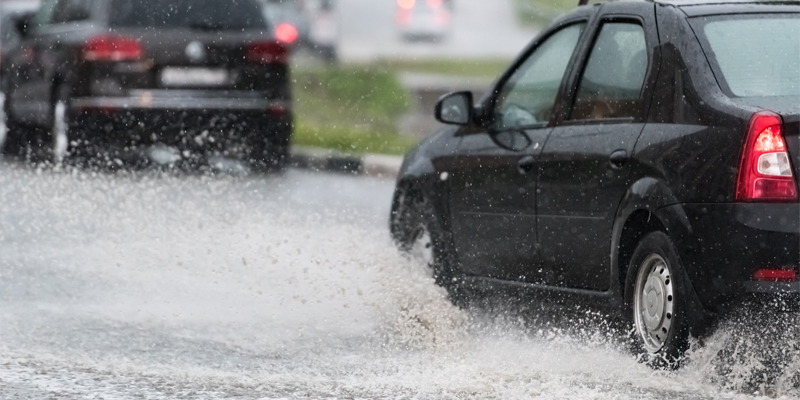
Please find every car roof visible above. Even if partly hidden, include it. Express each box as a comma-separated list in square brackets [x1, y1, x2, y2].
[571, 0, 799, 18]
[658, 0, 800, 17]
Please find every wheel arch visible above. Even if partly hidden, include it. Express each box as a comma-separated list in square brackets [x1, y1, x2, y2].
[613, 178, 715, 338]
[611, 177, 690, 298]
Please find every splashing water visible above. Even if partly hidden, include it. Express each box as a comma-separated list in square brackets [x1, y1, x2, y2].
[0, 163, 794, 399]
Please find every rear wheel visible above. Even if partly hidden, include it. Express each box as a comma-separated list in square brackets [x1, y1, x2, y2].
[248, 118, 290, 172]
[626, 231, 694, 368]
[21, 86, 71, 165]
[0, 92, 29, 159]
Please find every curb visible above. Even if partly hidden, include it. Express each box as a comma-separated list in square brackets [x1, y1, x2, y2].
[289, 146, 403, 179]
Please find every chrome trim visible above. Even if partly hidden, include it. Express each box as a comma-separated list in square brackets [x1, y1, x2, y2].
[72, 91, 288, 111]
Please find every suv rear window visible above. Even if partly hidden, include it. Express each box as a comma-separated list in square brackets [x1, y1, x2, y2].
[696, 15, 799, 98]
[110, 0, 268, 30]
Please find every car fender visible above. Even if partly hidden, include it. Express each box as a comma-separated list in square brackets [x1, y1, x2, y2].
[610, 177, 689, 285]
[393, 126, 461, 238]
[610, 177, 714, 322]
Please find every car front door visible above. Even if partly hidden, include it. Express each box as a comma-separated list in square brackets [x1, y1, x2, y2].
[448, 21, 587, 282]
[537, 3, 659, 290]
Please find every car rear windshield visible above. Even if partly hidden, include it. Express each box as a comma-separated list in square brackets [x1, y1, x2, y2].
[695, 15, 799, 98]
[109, 0, 268, 30]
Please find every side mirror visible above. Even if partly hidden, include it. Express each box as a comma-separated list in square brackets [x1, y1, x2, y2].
[435, 91, 473, 126]
[14, 13, 35, 38]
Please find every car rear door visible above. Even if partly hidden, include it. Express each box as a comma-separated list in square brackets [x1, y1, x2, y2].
[448, 20, 588, 282]
[536, 2, 659, 290]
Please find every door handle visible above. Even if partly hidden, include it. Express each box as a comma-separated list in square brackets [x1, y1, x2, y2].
[518, 155, 536, 174]
[609, 150, 628, 169]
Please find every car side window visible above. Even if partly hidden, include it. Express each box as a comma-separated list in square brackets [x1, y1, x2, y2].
[51, 0, 92, 25]
[491, 22, 586, 131]
[570, 22, 648, 121]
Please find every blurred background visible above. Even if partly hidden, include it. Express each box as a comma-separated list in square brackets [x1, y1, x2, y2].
[0, 0, 576, 163]
[283, 0, 543, 157]
[0, 0, 570, 160]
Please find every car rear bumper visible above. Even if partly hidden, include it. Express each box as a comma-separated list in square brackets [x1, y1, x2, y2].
[664, 203, 800, 311]
[69, 104, 292, 153]
[71, 90, 289, 112]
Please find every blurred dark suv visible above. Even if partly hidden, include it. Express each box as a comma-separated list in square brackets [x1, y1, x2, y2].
[2, 0, 292, 170]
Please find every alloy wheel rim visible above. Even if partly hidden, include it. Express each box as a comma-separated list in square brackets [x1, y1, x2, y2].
[52, 100, 69, 164]
[409, 224, 434, 269]
[633, 253, 675, 353]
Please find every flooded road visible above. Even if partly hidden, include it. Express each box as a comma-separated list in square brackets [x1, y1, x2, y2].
[0, 164, 796, 399]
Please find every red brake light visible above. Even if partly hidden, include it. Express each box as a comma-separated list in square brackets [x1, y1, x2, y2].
[398, 0, 415, 10]
[246, 41, 289, 64]
[736, 111, 798, 202]
[753, 267, 797, 283]
[276, 23, 298, 44]
[83, 35, 142, 62]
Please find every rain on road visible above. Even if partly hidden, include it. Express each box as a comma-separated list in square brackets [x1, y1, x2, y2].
[1, 163, 799, 399]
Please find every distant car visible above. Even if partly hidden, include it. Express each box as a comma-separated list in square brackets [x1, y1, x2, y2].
[396, 0, 451, 42]
[2, 0, 292, 170]
[261, 0, 338, 62]
[391, 0, 800, 367]
[262, 0, 310, 45]
[0, 1, 41, 150]
[306, 0, 339, 61]
[0, 1, 39, 63]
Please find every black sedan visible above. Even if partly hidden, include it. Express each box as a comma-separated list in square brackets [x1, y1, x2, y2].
[391, 0, 800, 366]
[2, 0, 292, 170]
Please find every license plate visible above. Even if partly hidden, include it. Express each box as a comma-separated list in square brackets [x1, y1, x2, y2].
[160, 68, 230, 87]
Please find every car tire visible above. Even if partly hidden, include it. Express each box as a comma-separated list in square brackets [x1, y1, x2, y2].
[16, 86, 73, 165]
[625, 231, 697, 369]
[249, 118, 290, 172]
[392, 187, 467, 306]
[0, 93, 29, 159]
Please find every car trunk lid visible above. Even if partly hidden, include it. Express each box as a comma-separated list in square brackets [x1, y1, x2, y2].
[85, 0, 286, 95]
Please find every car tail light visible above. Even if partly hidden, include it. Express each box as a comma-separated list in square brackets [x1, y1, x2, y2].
[275, 23, 298, 44]
[736, 111, 798, 202]
[753, 267, 797, 282]
[398, 0, 415, 10]
[246, 41, 289, 64]
[83, 35, 143, 62]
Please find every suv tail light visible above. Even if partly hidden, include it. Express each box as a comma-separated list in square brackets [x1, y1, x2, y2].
[736, 111, 798, 202]
[83, 35, 143, 62]
[246, 41, 289, 64]
[275, 24, 299, 44]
